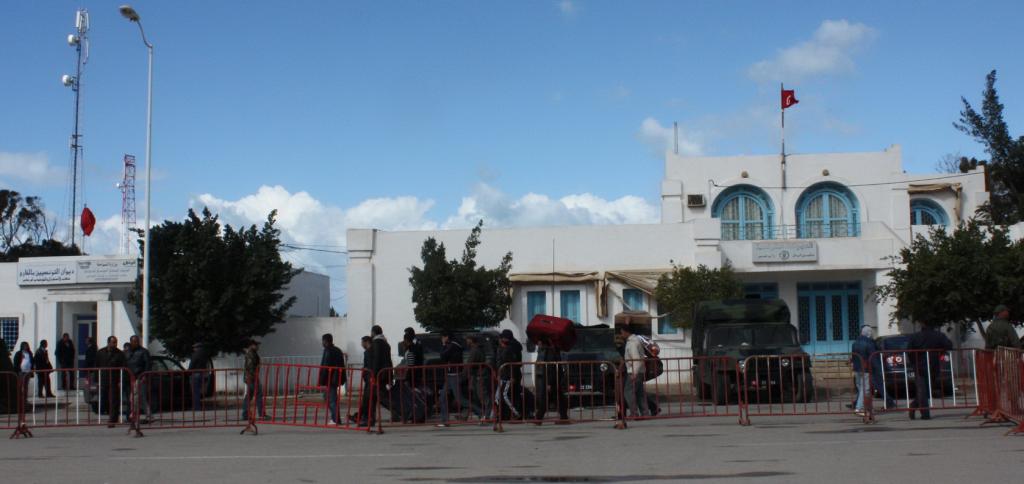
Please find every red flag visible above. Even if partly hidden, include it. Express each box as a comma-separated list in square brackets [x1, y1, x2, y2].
[781, 89, 799, 109]
[81, 207, 96, 236]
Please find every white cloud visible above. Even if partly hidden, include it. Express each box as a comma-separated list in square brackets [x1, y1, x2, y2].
[637, 117, 703, 156]
[748, 19, 876, 82]
[557, 0, 579, 16]
[0, 152, 64, 185]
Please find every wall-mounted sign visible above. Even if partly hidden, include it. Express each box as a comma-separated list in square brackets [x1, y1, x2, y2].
[17, 257, 138, 286]
[752, 241, 818, 263]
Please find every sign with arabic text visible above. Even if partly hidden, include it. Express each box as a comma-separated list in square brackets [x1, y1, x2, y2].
[752, 241, 818, 263]
[17, 257, 138, 286]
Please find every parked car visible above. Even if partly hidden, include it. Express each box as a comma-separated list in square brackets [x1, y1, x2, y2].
[873, 335, 955, 398]
[87, 355, 214, 414]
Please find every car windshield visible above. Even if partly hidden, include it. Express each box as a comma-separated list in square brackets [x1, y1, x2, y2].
[571, 329, 615, 352]
[707, 325, 797, 348]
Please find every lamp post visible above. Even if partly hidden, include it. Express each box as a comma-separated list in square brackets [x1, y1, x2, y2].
[120, 4, 153, 348]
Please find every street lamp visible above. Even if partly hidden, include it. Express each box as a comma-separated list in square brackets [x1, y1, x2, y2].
[120, 4, 153, 348]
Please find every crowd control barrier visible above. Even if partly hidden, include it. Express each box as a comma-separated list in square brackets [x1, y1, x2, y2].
[257, 364, 374, 433]
[375, 363, 497, 432]
[969, 350, 998, 419]
[19, 368, 136, 435]
[130, 368, 247, 436]
[740, 354, 868, 425]
[2, 371, 27, 438]
[867, 349, 981, 419]
[618, 357, 742, 425]
[495, 360, 622, 431]
[990, 347, 1024, 435]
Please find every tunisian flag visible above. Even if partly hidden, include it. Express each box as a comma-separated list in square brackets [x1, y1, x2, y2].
[80, 207, 96, 236]
[781, 89, 799, 109]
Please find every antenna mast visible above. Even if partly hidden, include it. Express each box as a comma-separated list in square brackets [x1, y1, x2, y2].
[63, 9, 89, 247]
[119, 155, 137, 255]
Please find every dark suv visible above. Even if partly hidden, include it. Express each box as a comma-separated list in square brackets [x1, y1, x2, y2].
[874, 335, 955, 398]
[692, 299, 813, 404]
[560, 325, 621, 406]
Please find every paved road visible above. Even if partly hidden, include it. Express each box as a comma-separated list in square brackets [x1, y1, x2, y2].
[2, 410, 1021, 483]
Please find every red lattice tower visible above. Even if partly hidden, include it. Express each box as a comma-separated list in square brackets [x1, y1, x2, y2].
[120, 154, 137, 255]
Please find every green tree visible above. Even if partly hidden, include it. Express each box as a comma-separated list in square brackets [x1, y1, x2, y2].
[0, 189, 80, 261]
[872, 221, 1021, 335]
[654, 263, 744, 329]
[954, 70, 1024, 224]
[133, 208, 298, 358]
[408, 220, 513, 332]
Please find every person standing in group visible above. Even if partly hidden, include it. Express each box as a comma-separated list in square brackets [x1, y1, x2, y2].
[84, 337, 97, 380]
[534, 337, 569, 424]
[94, 336, 127, 427]
[850, 326, 877, 416]
[436, 331, 467, 427]
[495, 330, 524, 419]
[13, 342, 34, 401]
[399, 327, 423, 364]
[351, 336, 373, 425]
[125, 335, 153, 424]
[985, 305, 1021, 349]
[242, 338, 266, 422]
[907, 323, 953, 420]
[188, 342, 212, 411]
[366, 325, 392, 426]
[465, 335, 492, 421]
[320, 333, 346, 425]
[33, 340, 56, 398]
[55, 333, 76, 391]
[619, 325, 648, 418]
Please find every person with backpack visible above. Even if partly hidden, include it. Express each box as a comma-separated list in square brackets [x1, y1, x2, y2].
[636, 334, 662, 416]
[619, 325, 648, 418]
[850, 326, 877, 416]
[320, 333, 346, 425]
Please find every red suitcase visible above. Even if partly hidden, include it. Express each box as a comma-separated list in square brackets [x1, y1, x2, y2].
[526, 314, 577, 352]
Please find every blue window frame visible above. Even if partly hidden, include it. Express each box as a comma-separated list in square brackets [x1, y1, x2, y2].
[796, 182, 859, 238]
[743, 283, 779, 300]
[527, 291, 546, 321]
[559, 290, 581, 324]
[1, 317, 17, 352]
[910, 199, 948, 226]
[622, 289, 645, 312]
[711, 185, 774, 240]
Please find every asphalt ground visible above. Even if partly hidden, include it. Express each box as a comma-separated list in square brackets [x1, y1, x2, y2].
[2, 408, 1022, 484]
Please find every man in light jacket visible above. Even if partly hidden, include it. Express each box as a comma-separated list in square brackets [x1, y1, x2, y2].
[618, 325, 648, 417]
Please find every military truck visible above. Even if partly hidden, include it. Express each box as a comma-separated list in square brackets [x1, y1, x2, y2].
[691, 299, 813, 404]
[561, 325, 621, 406]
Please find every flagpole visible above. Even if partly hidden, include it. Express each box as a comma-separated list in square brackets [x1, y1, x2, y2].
[780, 82, 787, 232]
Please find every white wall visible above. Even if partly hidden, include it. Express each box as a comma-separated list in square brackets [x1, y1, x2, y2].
[282, 270, 331, 317]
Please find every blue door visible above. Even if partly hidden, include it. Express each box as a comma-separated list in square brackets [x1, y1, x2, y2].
[797, 282, 862, 355]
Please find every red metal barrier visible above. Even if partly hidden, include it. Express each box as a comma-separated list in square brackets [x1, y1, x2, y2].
[258, 363, 373, 433]
[2, 371, 29, 438]
[990, 347, 1024, 435]
[969, 350, 998, 419]
[618, 357, 742, 425]
[375, 363, 497, 432]
[17, 368, 135, 435]
[131, 368, 245, 435]
[868, 349, 980, 419]
[740, 353, 869, 425]
[495, 360, 621, 431]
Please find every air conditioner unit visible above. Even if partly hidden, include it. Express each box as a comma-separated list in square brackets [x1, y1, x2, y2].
[686, 194, 706, 207]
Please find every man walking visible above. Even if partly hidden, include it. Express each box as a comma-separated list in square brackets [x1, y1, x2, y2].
[33, 340, 56, 398]
[985, 305, 1021, 349]
[619, 325, 648, 418]
[95, 336, 127, 427]
[352, 336, 373, 425]
[188, 342, 212, 411]
[125, 335, 152, 423]
[907, 324, 953, 420]
[465, 335, 492, 420]
[437, 331, 467, 427]
[850, 326, 877, 416]
[495, 330, 524, 419]
[242, 339, 266, 421]
[365, 325, 392, 426]
[534, 337, 569, 423]
[320, 333, 346, 425]
[55, 333, 76, 391]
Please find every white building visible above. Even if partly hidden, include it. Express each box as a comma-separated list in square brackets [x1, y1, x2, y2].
[344, 146, 989, 358]
[0, 255, 337, 361]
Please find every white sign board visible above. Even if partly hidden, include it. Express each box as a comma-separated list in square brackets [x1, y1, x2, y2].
[752, 241, 818, 263]
[17, 258, 138, 286]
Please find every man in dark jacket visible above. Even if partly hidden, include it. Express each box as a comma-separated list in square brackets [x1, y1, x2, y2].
[94, 336, 127, 427]
[125, 335, 152, 423]
[352, 336, 373, 425]
[242, 339, 265, 421]
[850, 326, 877, 415]
[320, 333, 346, 425]
[465, 335, 492, 419]
[55, 333, 76, 390]
[84, 337, 97, 379]
[985, 305, 1021, 349]
[534, 337, 569, 423]
[496, 330, 524, 419]
[369, 325, 393, 375]
[33, 340, 56, 398]
[907, 324, 953, 420]
[436, 331, 467, 427]
[188, 342, 213, 411]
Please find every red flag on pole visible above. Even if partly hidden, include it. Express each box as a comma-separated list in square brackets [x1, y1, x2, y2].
[81, 207, 96, 236]
[781, 89, 799, 109]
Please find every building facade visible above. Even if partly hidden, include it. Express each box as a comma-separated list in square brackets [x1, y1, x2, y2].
[345, 146, 989, 358]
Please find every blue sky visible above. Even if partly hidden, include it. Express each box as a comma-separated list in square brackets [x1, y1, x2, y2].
[2, 1, 1022, 308]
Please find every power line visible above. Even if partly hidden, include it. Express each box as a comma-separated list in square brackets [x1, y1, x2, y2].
[710, 171, 984, 190]
[280, 244, 347, 254]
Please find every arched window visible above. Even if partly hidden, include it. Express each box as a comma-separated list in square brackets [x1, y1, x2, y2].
[796, 182, 859, 238]
[910, 199, 948, 226]
[712, 185, 774, 240]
